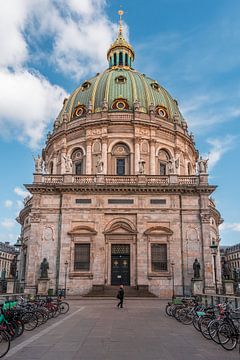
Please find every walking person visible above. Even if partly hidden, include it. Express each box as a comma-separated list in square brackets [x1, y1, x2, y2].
[116, 284, 124, 308]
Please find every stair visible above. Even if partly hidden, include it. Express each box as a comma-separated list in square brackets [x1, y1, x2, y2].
[84, 285, 157, 298]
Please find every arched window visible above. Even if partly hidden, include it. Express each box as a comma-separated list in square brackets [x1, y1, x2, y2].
[114, 53, 117, 66]
[49, 162, 53, 174]
[119, 52, 123, 65]
[71, 148, 84, 175]
[187, 162, 191, 175]
[158, 150, 170, 175]
[125, 53, 128, 66]
[112, 143, 130, 175]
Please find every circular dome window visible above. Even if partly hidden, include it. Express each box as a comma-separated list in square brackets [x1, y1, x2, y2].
[151, 82, 160, 91]
[115, 75, 127, 84]
[116, 101, 126, 110]
[156, 106, 168, 118]
[112, 98, 129, 111]
[73, 105, 86, 118]
[81, 81, 91, 91]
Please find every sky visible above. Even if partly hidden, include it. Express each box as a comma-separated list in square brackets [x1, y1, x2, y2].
[0, 0, 239, 246]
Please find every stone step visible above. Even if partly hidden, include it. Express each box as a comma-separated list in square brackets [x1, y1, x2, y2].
[84, 285, 157, 298]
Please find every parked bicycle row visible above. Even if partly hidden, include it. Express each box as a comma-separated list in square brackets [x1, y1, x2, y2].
[0, 296, 70, 358]
[166, 297, 240, 353]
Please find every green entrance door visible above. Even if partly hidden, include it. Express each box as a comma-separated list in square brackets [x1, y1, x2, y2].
[111, 244, 130, 285]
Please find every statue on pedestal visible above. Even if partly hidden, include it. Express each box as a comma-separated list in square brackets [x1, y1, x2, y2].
[193, 258, 201, 279]
[40, 258, 49, 279]
[96, 157, 104, 173]
[33, 155, 43, 173]
[10, 256, 17, 278]
[222, 260, 231, 280]
[138, 160, 145, 174]
[198, 156, 208, 174]
[62, 155, 73, 173]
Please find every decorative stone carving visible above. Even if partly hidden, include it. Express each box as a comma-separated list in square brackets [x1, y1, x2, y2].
[102, 98, 108, 111]
[88, 100, 93, 114]
[149, 103, 155, 114]
[92, 140, 101, 154]
[133, 99, 140, 111]
[42, 226, 54, 242]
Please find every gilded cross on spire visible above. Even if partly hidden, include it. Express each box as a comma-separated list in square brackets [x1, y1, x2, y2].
[118, 9, 124, 35]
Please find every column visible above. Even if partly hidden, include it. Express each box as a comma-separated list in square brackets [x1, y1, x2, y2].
[102, 138, 108, 174]
[86, 140, 92, 174]
[150, 140, 156, 175]
[135, 137, 140, 174]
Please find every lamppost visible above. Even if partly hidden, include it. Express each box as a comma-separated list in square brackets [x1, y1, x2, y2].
[13, 237, 22, 293]
[171, 261, 175, 299]
[210, 242, 218, 294]
[64, 261, 68, 298]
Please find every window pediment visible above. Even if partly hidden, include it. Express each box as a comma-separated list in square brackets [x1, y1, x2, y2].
[68, 226, 97, 236]
[144, 226, 173, 236]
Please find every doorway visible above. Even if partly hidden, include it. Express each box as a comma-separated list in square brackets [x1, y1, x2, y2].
[111, 244, 130, 285]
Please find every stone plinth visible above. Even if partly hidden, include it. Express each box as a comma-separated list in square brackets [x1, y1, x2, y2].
[224, 280, 234, 295]
[38, 278, 50, 295]
[6, 278, 15, 294]
[191, 278, 203, 295]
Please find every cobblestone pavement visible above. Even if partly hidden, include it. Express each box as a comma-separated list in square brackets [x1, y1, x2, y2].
[5, 299, 239, 360]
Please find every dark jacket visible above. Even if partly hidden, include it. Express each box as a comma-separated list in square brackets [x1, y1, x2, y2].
[117, 288, 124, 300]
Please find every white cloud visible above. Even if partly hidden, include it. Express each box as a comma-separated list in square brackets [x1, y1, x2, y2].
[0, 1, 29, 68]
[14, 187, 29, 198]
[0, 69, 67, 148]
[0, 218, 16, 229]
[203, 135, 237, 170]
[4, 200, 13, 208]
[0, 0, 120, 147]
[220, 223, 240, 232]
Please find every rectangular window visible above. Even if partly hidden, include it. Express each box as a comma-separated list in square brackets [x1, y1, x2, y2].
[74, 244, 90, 271]
[150, 199, 166, 205]
[160, 163, 166, 175]
[75, 199, 92, 204]
[108, 199, 133, 204]
[151, 244, 168, 272]
[116, 158, 125, 175]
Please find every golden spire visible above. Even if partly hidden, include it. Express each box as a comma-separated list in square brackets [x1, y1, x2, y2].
[118, 9, 124, 35]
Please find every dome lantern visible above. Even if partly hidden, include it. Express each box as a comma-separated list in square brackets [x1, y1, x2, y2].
[107, 10, 134, 69]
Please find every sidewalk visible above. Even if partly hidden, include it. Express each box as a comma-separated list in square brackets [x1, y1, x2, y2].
[6, 299, 238, 360]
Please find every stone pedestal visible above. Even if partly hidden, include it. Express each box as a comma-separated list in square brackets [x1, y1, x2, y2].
[6, 278, 15, 294]
[224, 280, 234, 295]
[37, 278, 50, 295]
[191, 278, 203, 295]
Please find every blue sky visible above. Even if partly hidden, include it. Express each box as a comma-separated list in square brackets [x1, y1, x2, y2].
[0, 0, 239, 246]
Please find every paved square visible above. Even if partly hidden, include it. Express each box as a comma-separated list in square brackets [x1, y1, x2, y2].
[5, 299, 238, 359]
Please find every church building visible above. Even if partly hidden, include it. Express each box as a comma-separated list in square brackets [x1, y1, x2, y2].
[17, 11, 223, 297]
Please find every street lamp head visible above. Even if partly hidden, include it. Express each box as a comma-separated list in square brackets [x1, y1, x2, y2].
[14, 237, 22, 254]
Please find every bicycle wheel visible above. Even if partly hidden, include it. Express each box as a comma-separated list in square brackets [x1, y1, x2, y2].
[192, 315, 201, 332]
[165, 304, 173, 317]
[178, 309, 193, 325]
[199, 316, 213, 340]
[0, 331, 10, 358]
[208, 319, 221, 344]
[218, 323, 238, 350]
[21, 312, 38, 331]
[59, 302, 69, 315]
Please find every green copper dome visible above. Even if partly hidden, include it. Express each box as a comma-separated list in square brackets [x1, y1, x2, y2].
[58, 12, 184, 124]
[60, 68, 183, 123]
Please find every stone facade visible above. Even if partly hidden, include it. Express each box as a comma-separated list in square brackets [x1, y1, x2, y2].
[17, 17, 223, 297]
